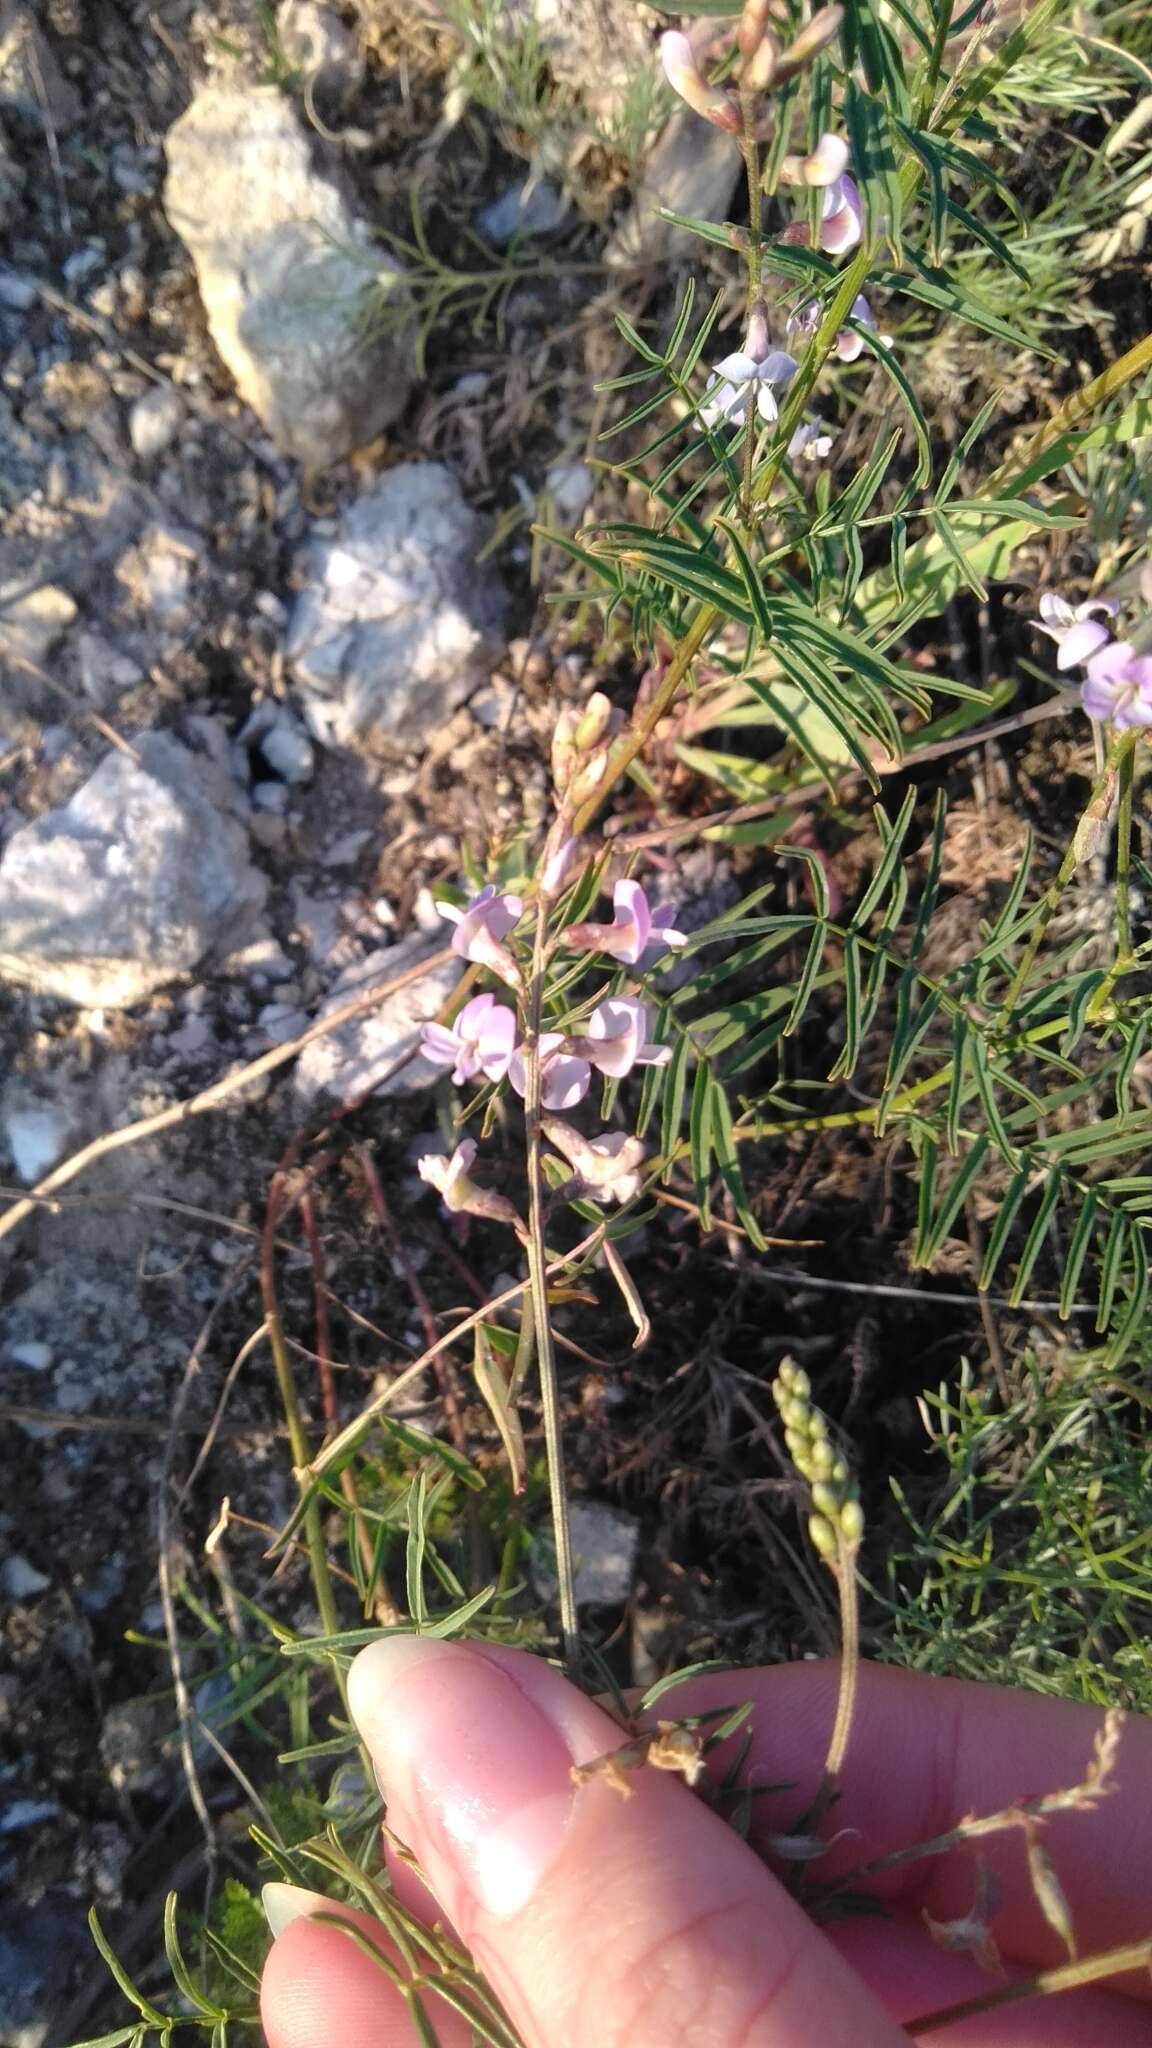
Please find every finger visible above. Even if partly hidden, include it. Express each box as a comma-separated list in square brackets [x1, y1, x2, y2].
[830, 1915, 1152, 2046]
[348, 1634, 908, 2048]
[260, 1889, 472, 2048]
[653, 1659, 1152, 1990]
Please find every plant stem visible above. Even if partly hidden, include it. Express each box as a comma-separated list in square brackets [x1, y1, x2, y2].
[738, 106, 764, 526]
[1114, 733, 1136, 966]
[907, 1939, 1152, 2036]
[1001, 730, 1136, 1019]
[822, 1543, 861, 1787]
[916, 0, 955, 127]
[523, 900, 581, 1673]
[261, 1166, 344, 1665]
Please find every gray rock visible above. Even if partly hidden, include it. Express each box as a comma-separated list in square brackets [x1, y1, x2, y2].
[77, 631, 143, 705]
[286, 462, 508, 743]
[477, 176, 568, 243]
[0, 1895, 89, 2048]
[0, 733, 269, 1008]
[100, 1695, 172, 1796]
[277, 0, 364, 102]
[0, 579, 76, 668]
[532, 1500, 640, 1607]
[164, 85, 412, 469]
[4, 1339, 53, 1370]
[502, 0, 651, 124]
[605, 112, 742, 268]
[293, 935, 462, 1102]
[0, 1553, 51, 1599]
[240, 700, 315, 784]
[0, 114, 23, 230]
[129, 384, 184, 461]
[0, 263, 34, 310]
[2, 1098, 70, 1181]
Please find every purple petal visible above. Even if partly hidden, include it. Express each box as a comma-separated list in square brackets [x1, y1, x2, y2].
[1055, 619, 1111, 670]
[540, 1055, 592, 1110]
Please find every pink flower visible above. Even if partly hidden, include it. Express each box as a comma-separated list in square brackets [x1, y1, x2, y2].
[788, 417, 834, 463]
[437, 884, 523, 987]
[416, 1139, 478, 1210]
[543, 1120, 647, 1204]
[834, 294, 893, 362]
[1032, 592, 1118, 672]
[1082, 640, 1152, 729]
[508, 1033, 592, 1111]
[780, 131, 849, 188]
[575, 997, 672, 1079]
[420, 992, 517, 1086]
[819, 173, 863, 254]
[659, 31, 741, 132]
[567, 879, 687, 967]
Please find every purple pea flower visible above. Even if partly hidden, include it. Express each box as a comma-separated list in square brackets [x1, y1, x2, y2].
[437, 884, 523, 988]
[507, 1032, 592, 1111]
[819, 173, 863, 254]
[575, 997, 673, 1079]
[1082, 640, 1152, 729]
[420, 993, 517, 1086]
[1032, 592, 1119, 672]
[566, 880, 687, 967]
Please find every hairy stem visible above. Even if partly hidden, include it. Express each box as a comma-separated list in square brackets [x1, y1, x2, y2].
[524, 901, 581, 1672]
[822, 1543, 861, 1788]
[907, 1938, 1152, 2035]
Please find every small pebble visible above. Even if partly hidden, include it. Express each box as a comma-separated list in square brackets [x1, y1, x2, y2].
[0, 1554, 51, 1600]
[129, 384, 184, 461]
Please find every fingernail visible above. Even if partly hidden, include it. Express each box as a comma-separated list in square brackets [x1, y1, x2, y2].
[261, 1882, 332, 1937]
[348, 1636, 577, 1919]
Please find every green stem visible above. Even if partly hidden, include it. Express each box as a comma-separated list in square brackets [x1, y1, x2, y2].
[1001, 730, 1136, 1019]
[907, 1939, 1152, 2037]
[523, 901, 581, 1674]
[916, 0, 954, 128]
[739, 107, 764, 526]
[1115, 735, 1136, 967]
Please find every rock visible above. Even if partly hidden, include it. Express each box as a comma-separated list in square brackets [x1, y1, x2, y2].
[240, 700, 315, 784]
[116, 523, 198, 626]
[4, 1339, 53, 1370]
[0, 579, 76, 668]
[286, 463, 508, 743]
[0, 4, 79, 130]
[164, 85, 412, 469]
[605, 112, 742, 268]
[100, 1695, 172, 1796]
[477, 176, 568, 243]
[532, 1500, 640, 1607]
[2, 1098, 70, 1181]
[545, 460, 594, 525]
[277, 0, 364, 103]
[0, 1895, 90, 2048]
[0, 1553, 51, 1599]
[77, 631, 143, 705]
[0, 733, 269, 1008]
[502, 0, 651, 124]
[128, 384, 184, 461]
[0, 262, 33, 309]
[293, 935, 462, 1102]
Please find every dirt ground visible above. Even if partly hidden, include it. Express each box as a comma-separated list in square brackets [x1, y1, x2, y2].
[2, 2, 1150, 2042]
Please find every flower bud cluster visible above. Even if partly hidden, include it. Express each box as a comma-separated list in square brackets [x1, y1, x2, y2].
[772, 1358, 864, 1560]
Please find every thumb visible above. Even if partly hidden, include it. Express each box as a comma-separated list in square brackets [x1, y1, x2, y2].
[348, 1635, 905, 2048]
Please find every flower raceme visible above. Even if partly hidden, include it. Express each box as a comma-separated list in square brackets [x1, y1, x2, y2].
[566, 879, 687, 967]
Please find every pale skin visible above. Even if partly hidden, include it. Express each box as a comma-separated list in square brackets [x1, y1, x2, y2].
[261, 1638, 1152, 2047]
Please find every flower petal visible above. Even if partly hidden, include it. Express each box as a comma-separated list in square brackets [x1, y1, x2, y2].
[1055, 618, 1112, 670]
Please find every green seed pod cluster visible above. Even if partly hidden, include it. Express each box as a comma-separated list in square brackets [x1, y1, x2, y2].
[772, 1358, 864, 1561]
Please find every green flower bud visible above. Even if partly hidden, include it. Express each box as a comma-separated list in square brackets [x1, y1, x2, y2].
[808, 1512, 838, 1561]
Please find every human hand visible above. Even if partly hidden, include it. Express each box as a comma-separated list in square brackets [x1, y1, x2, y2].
[261, 1638, 1152, 2046]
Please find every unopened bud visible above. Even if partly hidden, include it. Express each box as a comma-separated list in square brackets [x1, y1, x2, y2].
[743, 29, 780, 92]
[778, 3, 843, 76]
[839, 1498, 864, 1545]
[738, 0, 772, 57]
[574, 691, 614, 752]
[659, 29, 741, 132]
[745, 301, 770, 362]
[808, 1512, 838, 1561]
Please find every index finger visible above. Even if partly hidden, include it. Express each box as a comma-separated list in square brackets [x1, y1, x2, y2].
[655, 1659, 1152, 1991]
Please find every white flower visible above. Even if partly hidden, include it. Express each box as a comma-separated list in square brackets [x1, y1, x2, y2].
[574, 997, 672, 1079]
[1032, 591, 1118, 672]
[543, 1120, 648, 1204]
[702, 344, 799, 429]
[788, 418, 834, 463]
[416, 1140, 477, 1209]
